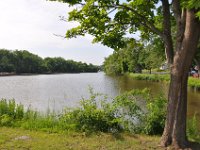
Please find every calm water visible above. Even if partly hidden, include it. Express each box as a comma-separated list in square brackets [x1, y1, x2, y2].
[0, 72, 200, 120]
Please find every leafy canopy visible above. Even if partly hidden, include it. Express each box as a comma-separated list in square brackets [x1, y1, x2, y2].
[51, 0, 200, 50]
[51, 0, 163, 50]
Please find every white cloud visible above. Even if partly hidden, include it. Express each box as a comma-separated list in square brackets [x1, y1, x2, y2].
[0, 0, 113, 65]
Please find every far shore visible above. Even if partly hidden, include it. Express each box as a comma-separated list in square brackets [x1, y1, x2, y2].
[0, 72, 100, 77]
[0, 72, 16, 76]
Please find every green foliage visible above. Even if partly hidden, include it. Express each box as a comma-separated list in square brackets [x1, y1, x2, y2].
[0, 49, 99, 74]
[182, 0, 200, 9]
[53, 0, 200, 49]
[0, 91, 122, 133]
[0, 49, 15, 72]
[52, 0, 161, 50]
[103, 38, 165, 75]
[0, 89, 198, 140]
[188, 78, 200, 89]
[0, 115, 13, 126]
[0, 99, 24, 126]
[143, 95, 166, 135]
[112, 89, 167, 135]
[13, 50, 45, 73]
[141, 37, 165, 72]
[112, 89, 148, 133]
[128, 73, 170, 82]
[103, 40, 144, 75]
[61, 88, 121, 133]
[187, 114, 200, 142]
[129, 73, 200, 89]
[103, 52, 126, 75]
[0, 89, 156, 134]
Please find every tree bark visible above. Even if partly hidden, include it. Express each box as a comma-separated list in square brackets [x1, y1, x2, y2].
[162, 0, 174, 64]
[161, 10, 200, 149]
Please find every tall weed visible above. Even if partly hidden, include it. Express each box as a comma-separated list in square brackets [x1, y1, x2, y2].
[187, 114, 200, 142]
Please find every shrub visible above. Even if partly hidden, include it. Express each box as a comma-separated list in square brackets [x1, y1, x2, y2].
[61, 89, 121, 133]
[187, 114, 200, 142]
[112, 89, 167, 135]
[143, 95, 166, 135]
[112, 89, 148, 133]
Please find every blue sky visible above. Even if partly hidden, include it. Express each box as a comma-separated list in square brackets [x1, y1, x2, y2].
[0, 0, 113, 65]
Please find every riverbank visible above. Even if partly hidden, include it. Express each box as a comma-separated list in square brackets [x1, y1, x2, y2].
[0, 72, 100, 77]
[0, 72, 16, 76]
[128, 73, 200, 89]
[0, 127, 161, 150]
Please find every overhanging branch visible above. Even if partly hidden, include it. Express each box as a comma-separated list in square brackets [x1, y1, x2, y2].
[116, 4, 164, 38]
[77, 2, 163, 37]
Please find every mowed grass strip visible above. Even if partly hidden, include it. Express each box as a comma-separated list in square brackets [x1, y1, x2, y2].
[0, 127, 162, 150]
[128, 73, 200, 89]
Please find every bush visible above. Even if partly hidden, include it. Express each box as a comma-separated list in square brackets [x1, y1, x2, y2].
[112, 89, 148, 133]
[61, 89, 121, 133]
[112, 89, 167, 135]
[143, 95, 166, 135]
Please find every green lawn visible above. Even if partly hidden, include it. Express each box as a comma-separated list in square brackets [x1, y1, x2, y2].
[0, 127, 162, 150]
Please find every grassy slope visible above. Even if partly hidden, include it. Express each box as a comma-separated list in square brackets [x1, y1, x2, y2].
[0, 127, 162, 150]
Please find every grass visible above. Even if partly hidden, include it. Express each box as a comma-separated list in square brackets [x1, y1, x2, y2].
[128, 73, 200, 89]
[128, 73, 170, 82]
[0, 127, 162, 150]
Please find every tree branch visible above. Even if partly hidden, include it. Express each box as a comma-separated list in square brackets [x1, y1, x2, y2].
[59, 16, 68, 22]
[172, 0, 186, 52]
[53, 33, 66, 39]
[162, 0, 174, 64]
[116, 4, 164, 38]
[78, 2, 163, 37]
[172, 0, 182, 21]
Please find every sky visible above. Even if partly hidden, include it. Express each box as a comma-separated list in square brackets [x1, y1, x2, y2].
[0, 0, 113, 65]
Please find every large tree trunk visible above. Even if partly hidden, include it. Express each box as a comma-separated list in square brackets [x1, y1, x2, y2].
[161, 10, 200, 149]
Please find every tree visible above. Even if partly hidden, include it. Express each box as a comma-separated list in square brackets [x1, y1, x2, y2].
[103, 39, 150, 75]
[103, 51, 125, 75]
[13, 50, 44, 73]
[0, 49, 99, 74]
[142, 37, 165, 74]
[0, 49, 15, 72]
[53, 0, 200, 148]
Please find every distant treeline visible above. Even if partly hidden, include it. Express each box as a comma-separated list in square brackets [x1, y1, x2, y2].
[0, 49, 99, 74]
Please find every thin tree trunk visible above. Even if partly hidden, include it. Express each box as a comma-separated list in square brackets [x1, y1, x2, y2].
[161, 10, 200, 149]
[171, 70, 188, 148]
